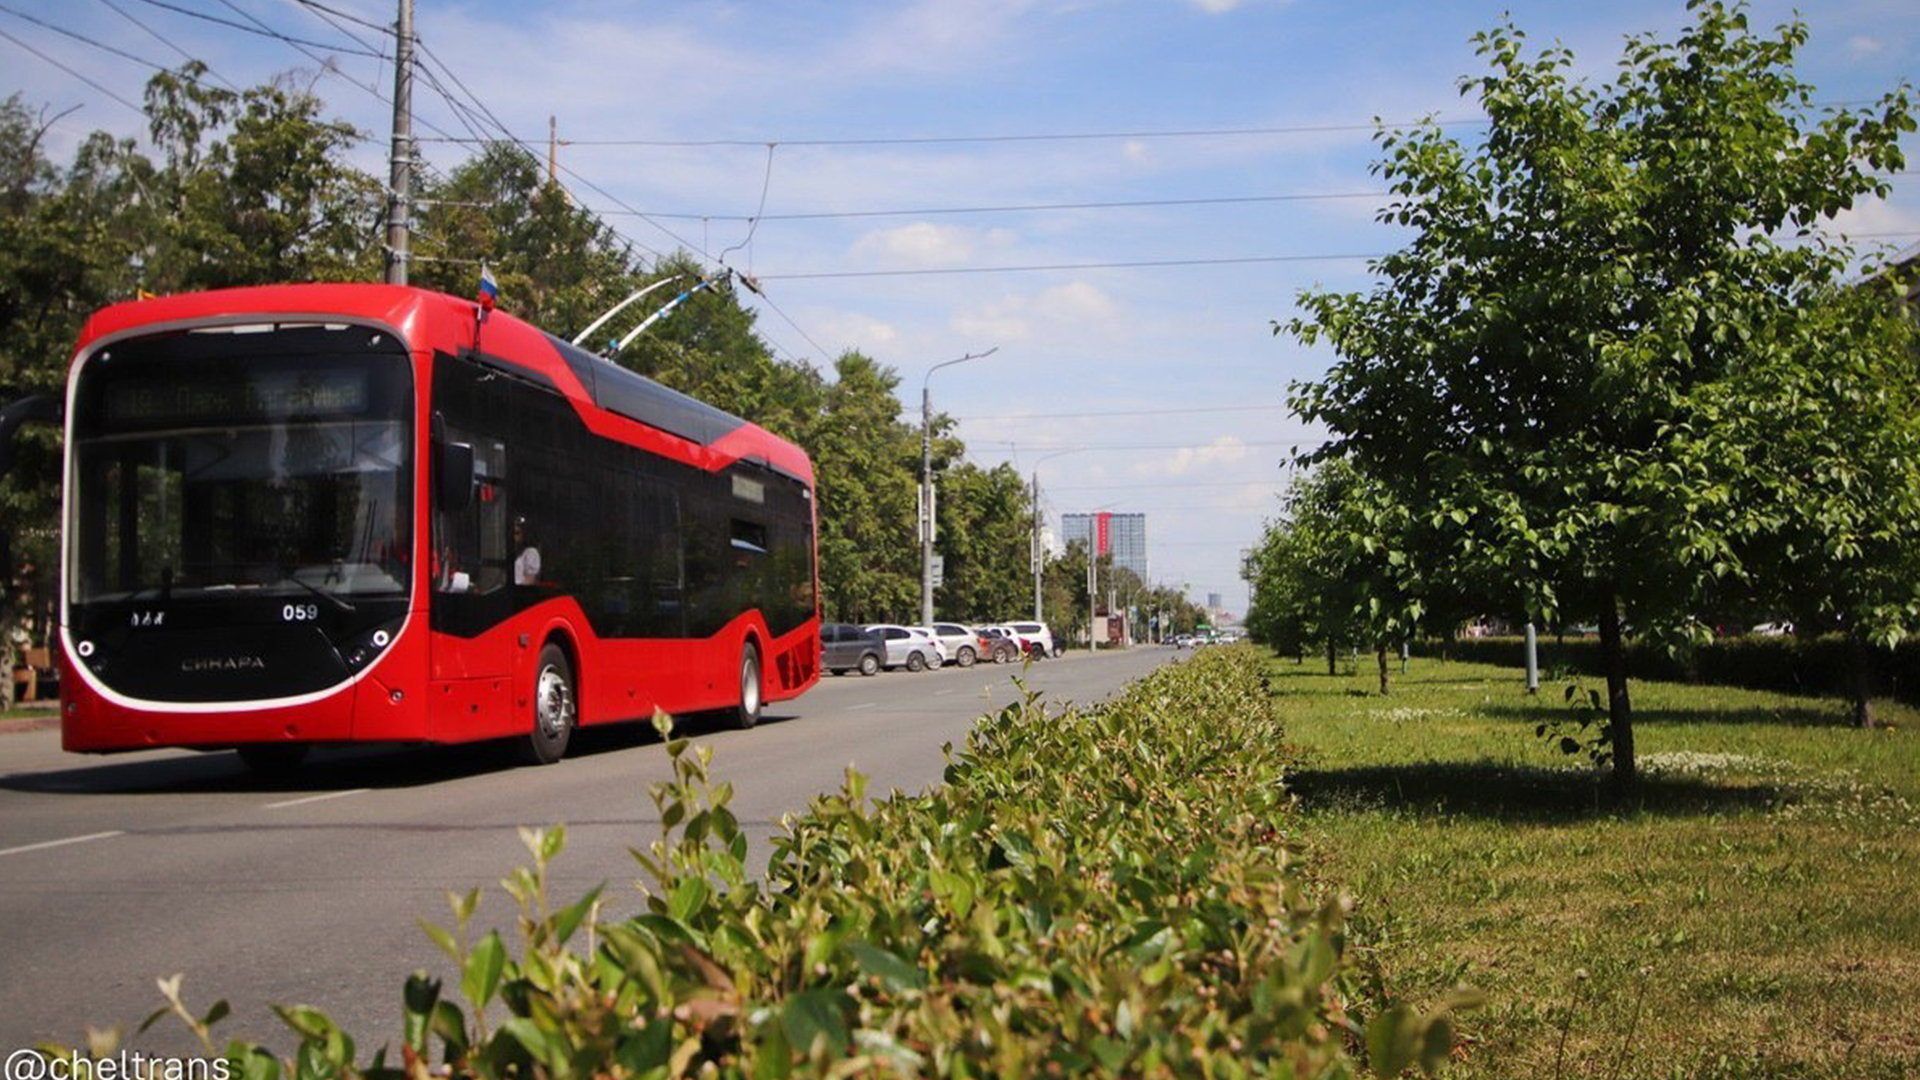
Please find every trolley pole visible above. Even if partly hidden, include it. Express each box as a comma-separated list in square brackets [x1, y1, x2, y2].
[384, 0, 414, 286]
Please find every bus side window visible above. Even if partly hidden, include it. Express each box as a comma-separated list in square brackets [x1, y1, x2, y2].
[472, 439, 507, 593]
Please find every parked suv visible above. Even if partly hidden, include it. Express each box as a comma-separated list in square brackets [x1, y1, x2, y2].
[924, 623, 982, 667]
[1006, 621, 1058, 658]
[821, 623, 885, 676]
[862, 624, 941, 672]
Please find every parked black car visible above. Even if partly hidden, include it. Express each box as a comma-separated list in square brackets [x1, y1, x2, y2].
[821, 623, 885, 676]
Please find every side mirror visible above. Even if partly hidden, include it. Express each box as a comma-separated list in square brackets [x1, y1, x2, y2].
[0, 395, 61, 479]
[435, 440, 475, 512]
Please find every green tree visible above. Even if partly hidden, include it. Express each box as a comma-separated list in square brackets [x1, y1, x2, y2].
[934, 462, 1034, 622]
[1041, 540, 1092, 645]
[811, 353, 918, 623]
[1245, 461, 1430, 690]
[1286, 2, 1913, 785]
[1712, 273, 1920, 727]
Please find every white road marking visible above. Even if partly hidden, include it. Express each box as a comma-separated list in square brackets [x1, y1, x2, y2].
[264, 788, 371, 810]
[0, 830, 126, 858]
[846, 703, 877, 711]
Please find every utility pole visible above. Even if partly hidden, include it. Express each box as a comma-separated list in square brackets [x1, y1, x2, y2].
[1031, 471, 1042, 622]
[920, 347, 997, 626]
[383, 0, 414, 286]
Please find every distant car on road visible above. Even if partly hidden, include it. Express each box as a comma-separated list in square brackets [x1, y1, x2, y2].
[862, 624, 942, 672]
[821, 623, 885, 676]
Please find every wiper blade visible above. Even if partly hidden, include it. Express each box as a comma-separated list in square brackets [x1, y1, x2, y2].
[278, 570, 356, 614]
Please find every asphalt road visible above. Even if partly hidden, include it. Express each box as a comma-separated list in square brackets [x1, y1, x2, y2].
[0, 646, 1174, 1056]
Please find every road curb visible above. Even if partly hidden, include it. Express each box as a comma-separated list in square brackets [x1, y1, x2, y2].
[0, 711, 61, 735]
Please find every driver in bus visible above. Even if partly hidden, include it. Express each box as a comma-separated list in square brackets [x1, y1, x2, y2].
[513, 515, 541, 586]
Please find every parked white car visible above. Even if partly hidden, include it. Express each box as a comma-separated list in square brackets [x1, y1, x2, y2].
[923, 623, 983, 667]
[1005, 621, 1058, 658]
[861, 624, 942, 672]
[907, 626, 953, 665]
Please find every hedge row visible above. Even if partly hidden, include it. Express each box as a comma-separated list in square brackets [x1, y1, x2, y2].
[82, 646, 1467, 1079]
[1423, 633, 1920, 704]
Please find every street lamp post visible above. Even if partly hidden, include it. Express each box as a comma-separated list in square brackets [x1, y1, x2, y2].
[921, 347, 998, 626]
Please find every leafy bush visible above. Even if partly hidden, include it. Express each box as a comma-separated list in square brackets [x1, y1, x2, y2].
[1426, 634, 1920, 706]
[59, 646, 1471, 1078]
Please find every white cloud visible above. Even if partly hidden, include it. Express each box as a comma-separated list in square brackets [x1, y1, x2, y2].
[836, 0, 1043, 76]
[1849, 34, 1886, 57]
[1138, 435, 1253, 478]
[950, 281, 1121, 343]
[808, 312, 902, 357]
[1176, 0, 1293, 13]
[849, 223, 1017, 267]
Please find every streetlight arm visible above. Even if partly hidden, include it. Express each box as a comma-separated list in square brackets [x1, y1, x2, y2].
[919, 346, 1000, 626]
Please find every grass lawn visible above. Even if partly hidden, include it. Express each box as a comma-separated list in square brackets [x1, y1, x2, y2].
[1268, 651, 1920, 1080]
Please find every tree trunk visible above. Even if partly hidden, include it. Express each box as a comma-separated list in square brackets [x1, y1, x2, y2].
[1597, 590, 1637, 792]
[1376, 643, 1390, 695]
[1848, 631, 1876, 730]
[1326, 640, 1337, 676]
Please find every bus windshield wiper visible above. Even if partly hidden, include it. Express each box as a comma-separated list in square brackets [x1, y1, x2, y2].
[277, 568, 356, 614]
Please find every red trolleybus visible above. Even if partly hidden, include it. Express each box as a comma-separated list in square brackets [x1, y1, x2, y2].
[53, 284, 819, 769]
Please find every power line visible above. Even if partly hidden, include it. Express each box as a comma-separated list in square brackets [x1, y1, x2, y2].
[759, 252, 1385, 280]
[287, 0, 388, 61]
[999, 439, 1318, 451]
[128, 0, 379, 56]
[961, 403, 1287, 421]
[292, 0, 387, 36]
[414, 117, 1496, 149]
[93, 0, 239, 90]
[603, 190, 1392, 224]
[1, 2, 182, 75]
[0, 25, 145, 114]
[1047, 479, 1286, 491]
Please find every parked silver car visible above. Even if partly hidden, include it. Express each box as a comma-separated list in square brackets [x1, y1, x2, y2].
[861, 624, 942, 672]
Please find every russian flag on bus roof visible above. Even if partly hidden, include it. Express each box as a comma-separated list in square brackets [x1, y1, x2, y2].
[477, 263, 498, 310]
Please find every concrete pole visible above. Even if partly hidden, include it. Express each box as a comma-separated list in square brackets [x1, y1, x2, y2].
[1525, 621, 1539, 694]
[383, 0, 413, 286]
[1031, 471, 1042, 621]
[920, 384, 933, 627]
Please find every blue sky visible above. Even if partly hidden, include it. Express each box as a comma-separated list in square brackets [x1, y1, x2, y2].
[8, 0, 1916, 616]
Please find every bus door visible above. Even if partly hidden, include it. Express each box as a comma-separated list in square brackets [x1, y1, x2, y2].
[430, 430, 512, 683]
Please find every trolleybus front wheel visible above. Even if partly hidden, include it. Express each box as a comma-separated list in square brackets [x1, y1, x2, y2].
[522, 643, 576, 765]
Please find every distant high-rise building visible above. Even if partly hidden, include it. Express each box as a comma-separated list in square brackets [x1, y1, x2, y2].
[1061, 512, 1148, 582]
[1207, 592, 1223, 612]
